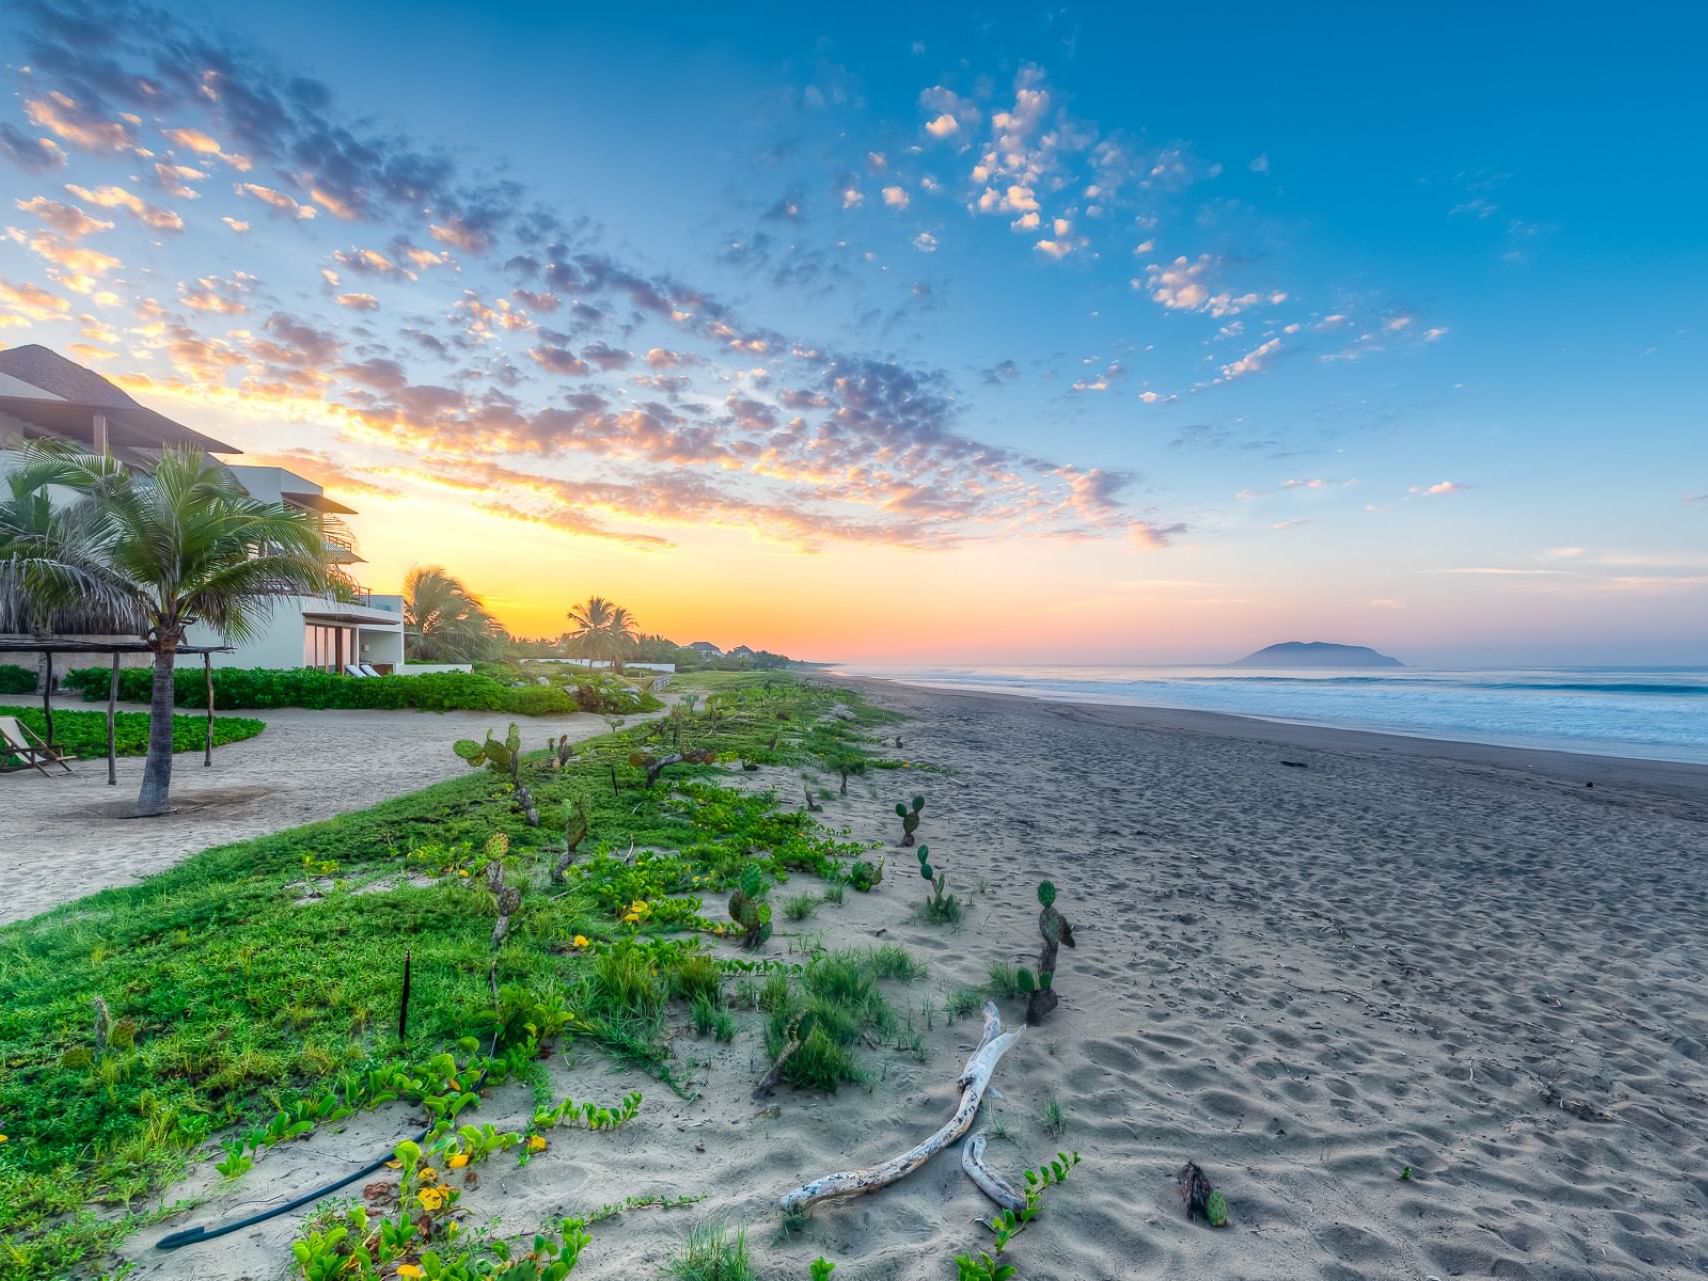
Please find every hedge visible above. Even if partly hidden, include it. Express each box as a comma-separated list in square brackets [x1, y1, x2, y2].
[59, 665, 661, 717]
[1, 706, 265, 764]
[0, 663, 37, 694]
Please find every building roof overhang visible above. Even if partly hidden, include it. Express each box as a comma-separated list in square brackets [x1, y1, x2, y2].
[0, 395, 241, 455]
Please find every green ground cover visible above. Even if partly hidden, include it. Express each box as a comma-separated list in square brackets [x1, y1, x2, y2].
[0, 676, 906, 1280]
[1, 707, 264, 766]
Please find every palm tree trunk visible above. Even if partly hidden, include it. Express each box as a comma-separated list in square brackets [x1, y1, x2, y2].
[135, 643, 178, 815]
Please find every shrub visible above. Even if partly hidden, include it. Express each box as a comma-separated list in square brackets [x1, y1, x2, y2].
[0, 663, 36, 694]
[2, 707, 264, 763]
[60, 665, 581, 716]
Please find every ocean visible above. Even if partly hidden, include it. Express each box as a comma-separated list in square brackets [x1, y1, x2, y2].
[831, 664, 1708, 765]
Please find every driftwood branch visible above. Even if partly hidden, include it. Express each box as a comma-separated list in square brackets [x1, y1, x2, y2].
[961, 1132, 1026, 1213]
[779, 1002, 1021, 1213]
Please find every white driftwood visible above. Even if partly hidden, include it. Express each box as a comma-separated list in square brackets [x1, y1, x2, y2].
[961, 1131, 1026, 1213]
[779, 1002, 1022, 1213]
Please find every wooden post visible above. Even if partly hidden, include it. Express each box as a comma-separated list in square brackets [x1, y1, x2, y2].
[106, 652, 119, 786]
[203, 652, 213, 767]
[42, 650, 54, 750]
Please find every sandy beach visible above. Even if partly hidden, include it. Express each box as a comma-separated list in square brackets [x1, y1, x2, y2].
[32, 676, 1708, 1280]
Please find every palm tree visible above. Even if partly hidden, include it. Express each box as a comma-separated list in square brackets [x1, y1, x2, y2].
[605, 604, 638, 674]
[404, 565, 499, 662]
[2, 444, 328, 815]
[565, 595, 614, 662]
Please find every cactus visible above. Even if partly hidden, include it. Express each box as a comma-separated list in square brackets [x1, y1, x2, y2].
[915, 845, 959, 922]
[726, 861, 773, 948]
[453, 725, 540, 826]
[552, 800, 589, 884]
[486, 859, 522, 949]
[1206, 1189, 1229, 1228]
[848, 858, 882, 892]
[895, 795, 925, 845]
[1026, 880, 1075, 1025]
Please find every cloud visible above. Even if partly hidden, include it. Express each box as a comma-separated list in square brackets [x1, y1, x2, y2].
[1249, 154, 1269, 173]
[529, 345, 591, 376]
[1410, 480, 1466, 496]
[161, 126, 250, 171]
[0, 123, 67, 173]
[1129, 520, 1188, 549]
[23, 92, 135, 153]
[1138, 254, 1279, 317]
[178, 272, 254, 314]
[334, 292, 379, 311]
[222, 216, 249, 233]
[235, 182, 316, 219]
[63, 183, 183, 231]
[332, 247, 413, 279]
[0, 279, 73, 324]
[15, 195, 112, 240]
[912, 232, 938, 253]
[1272, 518, 1309, 530]
[152, 161, 206, 198]
[1423, 326, 1449, 341]
[1220, 337, 1281, 380]
[881, 185, 909, 209]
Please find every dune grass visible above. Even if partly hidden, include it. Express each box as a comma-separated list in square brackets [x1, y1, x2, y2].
[0, 675, 899, 1280]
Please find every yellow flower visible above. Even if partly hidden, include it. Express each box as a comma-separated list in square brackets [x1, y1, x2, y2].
[448, 1152, 469, 1169]
[0, 1135, 7, 1143]
[458, 869, 470, 878]
[398, 1267, 425, 1279]
[527, 1135, 548, 1153]
[712, 924, 725, 936]
[572, 935, 590, 949]
[416, 1186, 446, 1212]
[418, 1166, 439, 1184]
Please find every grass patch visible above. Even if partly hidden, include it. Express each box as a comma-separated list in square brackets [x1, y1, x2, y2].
[782, 893, 818, 922]
[1039, 1095, 1067, 1138]
[946, 986, 983, 1022]
[666, 1218, 755, 1281]
[987, 960, 1027, 999]
[2, 706, 264, 764]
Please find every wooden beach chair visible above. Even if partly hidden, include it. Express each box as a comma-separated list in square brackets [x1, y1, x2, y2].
[0, 715, 73, 776]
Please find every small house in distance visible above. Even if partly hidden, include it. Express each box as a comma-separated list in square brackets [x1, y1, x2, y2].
[686, 641, 724, 657]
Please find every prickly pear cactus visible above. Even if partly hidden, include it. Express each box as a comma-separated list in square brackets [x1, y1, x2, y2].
[916, 846, 947, 906]
[1206, 1190, 1229, 1228]
[727, 862, 773, 948]
[1027, 879, 1073, 1026]
[895, 795, 925, 846]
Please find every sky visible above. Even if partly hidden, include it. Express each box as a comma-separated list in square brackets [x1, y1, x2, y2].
[0, 0, 1703, 665]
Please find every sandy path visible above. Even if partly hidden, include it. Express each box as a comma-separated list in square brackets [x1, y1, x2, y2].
[0, 696, 666, 923]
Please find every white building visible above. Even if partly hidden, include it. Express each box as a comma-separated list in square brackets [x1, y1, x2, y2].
[0, 345, 405, 673]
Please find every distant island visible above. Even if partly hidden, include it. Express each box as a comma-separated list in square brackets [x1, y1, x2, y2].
[1232, 641, 1404, 668]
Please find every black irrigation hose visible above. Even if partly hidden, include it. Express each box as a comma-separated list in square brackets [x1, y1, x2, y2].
[159, 969, 504, 1252]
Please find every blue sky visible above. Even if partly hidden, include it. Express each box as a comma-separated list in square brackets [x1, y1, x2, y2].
[0, 0, 1703, 663]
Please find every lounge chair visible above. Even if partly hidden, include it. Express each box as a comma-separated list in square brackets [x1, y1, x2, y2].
[344, 663, 367, 678]
[0, 715, 72, 776]
[359, 663, 383, 678]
